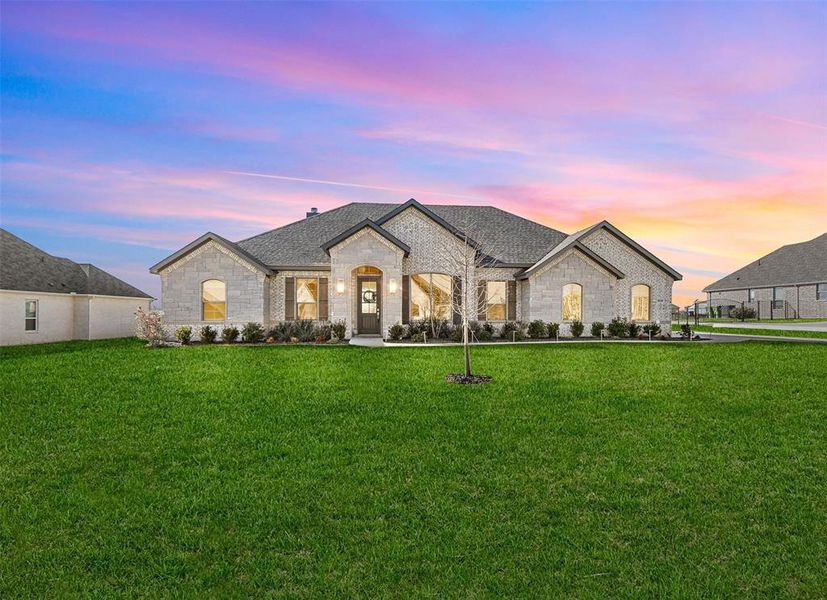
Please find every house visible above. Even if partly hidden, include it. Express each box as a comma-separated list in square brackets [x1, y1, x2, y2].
[703, 233, 827, 319]
[150, 199, 682, 339]
[1, 228, 152, 346]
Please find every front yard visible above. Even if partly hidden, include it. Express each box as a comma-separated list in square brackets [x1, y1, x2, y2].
[1, 340, 825, 596]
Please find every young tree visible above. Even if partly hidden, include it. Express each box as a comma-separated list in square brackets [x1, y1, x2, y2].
[431, 216, 497, 378]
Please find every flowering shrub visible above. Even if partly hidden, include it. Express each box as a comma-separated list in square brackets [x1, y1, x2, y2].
[135, 308, 167, 347]
[175, 326, 192, 345]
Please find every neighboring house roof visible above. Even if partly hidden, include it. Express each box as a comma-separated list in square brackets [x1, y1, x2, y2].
[703, 232, 827, 292]
[522, 220, 682, 281]
[149, 231, 272, 275]
[0, 228, 152, 298]
[236, 200, 568, 267]
[320, 219, 411, 256]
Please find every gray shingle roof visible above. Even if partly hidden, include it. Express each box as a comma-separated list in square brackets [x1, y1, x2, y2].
[237, 200, 568, 267]
[1, 228, 152, 298]
[703, 232, 827, 292]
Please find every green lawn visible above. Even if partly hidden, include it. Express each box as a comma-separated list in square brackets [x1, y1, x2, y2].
[2, 339, 825, 597]
[673, 323, 827, 339]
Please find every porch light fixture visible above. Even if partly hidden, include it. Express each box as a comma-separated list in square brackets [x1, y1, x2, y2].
[336, 278, 345, 294]
[389, 278, 398, 295]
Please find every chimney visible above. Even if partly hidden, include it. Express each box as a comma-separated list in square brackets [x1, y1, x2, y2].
[306, 207, 319, 218]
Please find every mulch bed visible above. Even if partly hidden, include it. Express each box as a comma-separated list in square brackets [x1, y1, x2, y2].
[445, 373, 492, 385]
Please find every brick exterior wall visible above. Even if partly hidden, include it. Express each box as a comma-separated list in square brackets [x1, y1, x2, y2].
[158, 240, 270, 338]
[581, 229, 673, 326]
[527, 249, 616, 334]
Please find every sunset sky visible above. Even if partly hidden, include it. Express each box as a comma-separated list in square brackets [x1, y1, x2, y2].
[2, 2, 825, 305]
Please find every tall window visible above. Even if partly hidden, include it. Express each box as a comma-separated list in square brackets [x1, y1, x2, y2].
[817, 283, 827, 301]
[773, 286, 784, 309]
[202, 280, 226, 321]
[25, 299, 38, 331]
[410, 273, 451, 320]
[296, 278, 319, 320]
[562, 283, 582, 321]
[486, 281, 507, 320]
[748, 289, 756, 302]
[631, 284, 650, 321]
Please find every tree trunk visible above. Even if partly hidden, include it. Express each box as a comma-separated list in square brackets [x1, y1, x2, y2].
[463, 320, 471, 377]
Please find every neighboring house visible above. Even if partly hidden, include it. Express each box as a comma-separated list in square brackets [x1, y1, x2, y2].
[150, 199, 682, 339]
[703, 232, 827, 319]
[1, 229, 152, 346]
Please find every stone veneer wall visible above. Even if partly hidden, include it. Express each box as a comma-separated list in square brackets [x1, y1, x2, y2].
[581, 229, 674, 325]
[528, 249, 616, 334]
[158, 241, 269, 337]
[328, 228, 404, 338]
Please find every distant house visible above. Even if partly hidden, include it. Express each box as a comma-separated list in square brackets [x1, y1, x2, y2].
[703, 233, 827, 319]
[1, 229, 152, 346]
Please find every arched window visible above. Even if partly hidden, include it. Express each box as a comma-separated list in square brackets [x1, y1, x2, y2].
[356, 265, 381, 275]
[562, 283, 582, 321]
[631, 284, 650, 321]
[202, 280, 226, 321]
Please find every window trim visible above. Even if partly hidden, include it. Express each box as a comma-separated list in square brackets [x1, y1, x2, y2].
[484, 280, 508, 321]
[201, 279, 227, 322]
[24, 298, 38, 333]
[561, 282, 583, 322]
[409, 273, 453, 321]
[295, 276, 320, 321]
[630, 283, 651, 322]
[772, 286, 785, 309]
[817, 283, 827, 301]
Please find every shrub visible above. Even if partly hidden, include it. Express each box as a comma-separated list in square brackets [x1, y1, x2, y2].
[411, 332, 425, 343]
[468, 320, 482, 335]
[628, 321, 641, 338]
[527, 320, 547, 339]
[547, 322, 560, 338]
[730, 305, 756, 320]
[134, 308, 167, 347]
[175, 326, 192, 345]
[241, 322, 265, 343]
[680, 324, 692, 339]
[293, 320, 316, 343]
[221, 326, 239, 343]
[388, 323, 405, 341]
[429, 319, 451, 339]
[500, 321, 525, 340]
[449, 327, 463, 343]
[331, 320, 347, 341]
[642, 323, 661, 336]
[314, 323, 332, 342]
[199, 325, 217, 344]
[607, 317, 629, 338]
[267, 322, 292, 343]
[570, 320, 584, 338]
[478, 329, 493, 341]
[590, 321, 604, 338]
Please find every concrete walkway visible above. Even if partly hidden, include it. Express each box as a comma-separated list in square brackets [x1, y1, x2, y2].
[349, 336, 386, 348]
[709, 320, 827, 332]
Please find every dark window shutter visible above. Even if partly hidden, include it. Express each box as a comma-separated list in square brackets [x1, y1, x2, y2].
[402, 275, 410, 324]
[284, 277, 295, 321]
[318, 277, 328, 321]
[452, 276, 462, 325]
[507, 280, 517, 321]
[477, 280, 487, 321]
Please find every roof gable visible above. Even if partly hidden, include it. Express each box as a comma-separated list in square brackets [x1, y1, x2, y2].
[375, 198, 478, 247]
[149, 232, 272, 275]
[321, 219, 411, 256]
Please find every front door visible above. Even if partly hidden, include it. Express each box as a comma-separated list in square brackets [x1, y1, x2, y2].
[357, 277, 381, 334]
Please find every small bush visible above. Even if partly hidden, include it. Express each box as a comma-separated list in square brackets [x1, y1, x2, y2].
[314, 323, 332, 342]
[241, 322, 265, 343]
[570, 320, 584, 338]
[267, 322, 292, 343]
[221, 326, 239, 343]
[478, 329, 493, 341]
[174, 325, 192, 345]
[331, 320, 347, 340]
[406, 320, 426, 338]
[547, 322, 560, 338]
[642, 323, 661, 336]
[731, 305, 757, 320]
[468, 321, 482, 335]
[388, 323, 405, 341]
[200, 325, 217, 343]
[411, 332, 425, 343]
[500, 321, 525, 340]
[294, 320, 316, 342]
[527, 320, 547, 338]
[607, 317, 629, 338]
[449, 327, 463, 343]
[628, 321, 641, 337]
[430, 319, 451, 339]
[590, 321, 604, 338]
[134, 308, 166, 347]
[680, 324, 692, 339]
